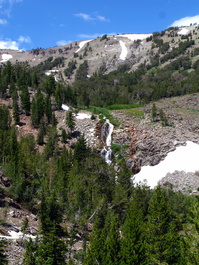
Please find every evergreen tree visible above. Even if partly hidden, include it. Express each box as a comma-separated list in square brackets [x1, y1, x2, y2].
[104, 212, 120, 265]
[0, 105, 11, 130]
[146, 186, 184, 264]
[73, 135, 88, 162]
[0, 240, 8, 264]
[37, 123, 45, 145]
[151, 103, 157, 122]
[23, 238, 37, 265]
[36, 227, 67, 265]
[55, 83, 63, 109]
[183, 196, 199, 264]
[13, 98, 20, 125]
[44, 126, 58, 160]
[119, 199, 148, 265]
[45, 96, 52, 124]
[21, 86, 30, 115]
[83, 213, 107, 265]
[66, 109, 75, 135]
[61, 128, 67, 143]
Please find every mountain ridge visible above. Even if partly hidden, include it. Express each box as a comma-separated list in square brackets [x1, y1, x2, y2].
[1, 24, 199, 85]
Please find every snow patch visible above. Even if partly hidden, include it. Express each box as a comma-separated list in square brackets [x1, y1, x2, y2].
[45, 70, 59, 82]
[119, 40, 128, 60]
[75, 39, 92, 53]
[0, 231, 36, 240]
[177, 28, 190, 35]
[134, 141, 199, 188]
[1, 54, 13, 62]
[76, 113, 91, 119]
[61, 104, 70, 111]
[45, 70, 59, 76]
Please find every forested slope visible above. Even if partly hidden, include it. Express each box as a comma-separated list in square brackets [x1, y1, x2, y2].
[0, 25, 199, 264]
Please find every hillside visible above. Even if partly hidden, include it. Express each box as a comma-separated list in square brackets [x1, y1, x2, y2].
[1, 24, 199, 264]
[1, 24, 199, 85]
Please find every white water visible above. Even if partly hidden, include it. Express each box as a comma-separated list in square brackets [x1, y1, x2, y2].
[134, 141, 199, 188]
[100, 119, 114, 165]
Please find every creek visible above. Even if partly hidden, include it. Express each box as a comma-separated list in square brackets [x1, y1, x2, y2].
[100, 119, 114, 165]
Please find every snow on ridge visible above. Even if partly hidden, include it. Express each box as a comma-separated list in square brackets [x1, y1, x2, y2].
[1, 53, 13, 63]
[177, 28, 190, 35]
[119, 40, 128, 60]
[75, 39, 93, 53]
[118, 34, 152, 41]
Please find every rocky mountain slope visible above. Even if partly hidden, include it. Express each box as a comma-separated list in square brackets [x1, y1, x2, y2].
[1, 24, 199, 85]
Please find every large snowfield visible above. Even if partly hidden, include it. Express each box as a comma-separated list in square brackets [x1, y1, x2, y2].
[134, 141, 199, 188]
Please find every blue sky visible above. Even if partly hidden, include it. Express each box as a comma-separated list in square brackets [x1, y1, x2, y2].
[0, 0, 199, 50]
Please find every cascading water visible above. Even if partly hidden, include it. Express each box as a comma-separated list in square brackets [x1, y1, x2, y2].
[100, 119, 114, 165]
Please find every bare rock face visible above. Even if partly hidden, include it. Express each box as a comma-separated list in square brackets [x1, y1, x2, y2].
[159, 171, 199, 195]
[111, 94, 199, 177]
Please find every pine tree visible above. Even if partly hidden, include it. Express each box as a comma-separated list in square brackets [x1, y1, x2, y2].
[37, 123, 45, 145]
[151, 103, 157, 122]
[55, 83, 62, 109]
[45, 96, 52, 124]
[0, 105, 11, 130]
[13, 98, 20, 125]
[73, 135, 88, 162]
[146, 186, 184, 264]
[66, 109, 75, 135]
[0, 240, 8, 264]
[104, 212, 120, 265]
[119, 199, 148, 265]
[83, 213, 107, 265]
[35, 190, 67, 264]
[21, 86, 30, 115]
[23, 238, 37, 265]
[61, 128, 67, 143]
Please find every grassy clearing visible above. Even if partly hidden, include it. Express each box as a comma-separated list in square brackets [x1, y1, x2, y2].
[87, 106, 120, 126]
[124, 109, 145, 119]
[107, 104, 140, 110]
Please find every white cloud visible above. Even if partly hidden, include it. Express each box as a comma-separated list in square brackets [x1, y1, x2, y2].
[18, 35, 31, 43]
[0, 39, 19, 49]
[96, 15, 110, 22]
[75, 13, 93, 21]
[56, 40, 72, 46]
[75, 12, 110, 22]
[0, 34, 31, 50]
[78, 33, 102, 39]
[0, 0, 22, 16]
[170, 15, 199, 27]
[0, 18, 7, 24]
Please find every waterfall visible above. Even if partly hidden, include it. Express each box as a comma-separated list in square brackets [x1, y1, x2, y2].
[100, 119, 114, 165]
